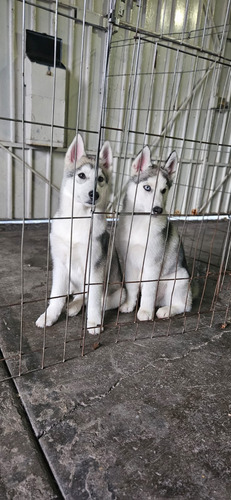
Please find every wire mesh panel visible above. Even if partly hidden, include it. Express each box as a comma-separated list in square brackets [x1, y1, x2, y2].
[0, 0, 231, 379]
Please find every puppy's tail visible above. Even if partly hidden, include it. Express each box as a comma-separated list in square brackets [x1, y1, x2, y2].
[191, 276, 200, 300]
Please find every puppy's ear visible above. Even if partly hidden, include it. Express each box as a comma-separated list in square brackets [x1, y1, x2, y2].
[131, 146, 151, 176]
[99, 141, 113, 171]
[65, 134, 85, 169]
[164, 151, 177, 179]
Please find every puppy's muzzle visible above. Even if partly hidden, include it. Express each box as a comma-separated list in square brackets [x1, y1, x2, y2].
[152, 206, 163, 215]
[88, 190, 99, 202]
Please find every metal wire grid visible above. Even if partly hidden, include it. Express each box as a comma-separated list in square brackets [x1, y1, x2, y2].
[0, 0, 231, 380]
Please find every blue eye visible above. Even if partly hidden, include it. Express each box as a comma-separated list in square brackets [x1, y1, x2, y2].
[143, 185, 151, 192]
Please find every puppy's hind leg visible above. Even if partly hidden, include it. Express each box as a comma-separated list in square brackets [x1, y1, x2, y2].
[156, 270, 192, 319]
[67, 292, 83, 317]
[120, 280, 139, 313]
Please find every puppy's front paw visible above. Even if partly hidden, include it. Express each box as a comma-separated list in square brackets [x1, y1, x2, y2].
[67, 299, 82, 317]
[137, 308, 153, 321]
[120, 301, 135, 314]
[156, 306, 170, 319]
[87, 321, 103, 335]
[120, 288, 126, 305]
[36, 312, 54, 328]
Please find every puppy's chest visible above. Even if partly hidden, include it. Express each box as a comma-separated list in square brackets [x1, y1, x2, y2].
[124, 216, 162, 246]
[53, 217, 105, 265]
[59, 217, 103, 244]
[70, 218, 91, 245]
[120, 217, 166, 269]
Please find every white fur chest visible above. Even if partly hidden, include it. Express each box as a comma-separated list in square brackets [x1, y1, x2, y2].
[118, 213, 166, 245]
[52, 214, 91, 247]
[117, 212, 168, 275]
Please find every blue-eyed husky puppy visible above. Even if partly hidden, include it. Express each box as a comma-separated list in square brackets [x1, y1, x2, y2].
[36, 134, 124, 334]
[116, 146, 192, 321]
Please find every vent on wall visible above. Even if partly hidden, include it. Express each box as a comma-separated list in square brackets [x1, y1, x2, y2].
[26, 29, 65, 69]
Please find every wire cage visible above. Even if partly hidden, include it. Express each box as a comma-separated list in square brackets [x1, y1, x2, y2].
[0, 0, 231, 379]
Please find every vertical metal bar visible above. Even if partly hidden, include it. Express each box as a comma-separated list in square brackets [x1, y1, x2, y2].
[184, 63, 210, 214]
[104, 8, 150, 331]
[143, 43, 158, 145]
[180, 0, 189, 42]
[218, 0, 231, 53]
[195, 62, 219, 212]
[41, 0, 59, 369]
[105, 34, 158, 337]
[64, 0, 88, 359]
[26, 148, 33, 219]
[160, 0, 168, 36]
[115, 38, 142, 209]
[211, 218, 231, 313]
[84, 0, 122, 347]
[82, 23, 92, 134]
[196, 1, 231, 214]
[201, 0, 211, 51]
[19, 0, 26, 376]
[207, 71, 231, 214]
[173, 57, 200, 215]
[27, 0, 36, 220]
[9, 0, 16, 142]
[44, 152, 51, 219]
[30, 0, 36, 30]
[7, 153, 13, 219]
[126, 1, 147, 153]
[7, 0, 16, 219]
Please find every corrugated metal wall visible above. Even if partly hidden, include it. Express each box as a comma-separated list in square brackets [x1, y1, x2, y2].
[0, 0, 230, 219]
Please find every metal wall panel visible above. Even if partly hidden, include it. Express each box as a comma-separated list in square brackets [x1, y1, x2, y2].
[0, 0, 230, 219]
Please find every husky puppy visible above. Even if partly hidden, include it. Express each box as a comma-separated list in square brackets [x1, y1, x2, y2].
[116, 146, 192, 321]
[36, 134, 124, 334]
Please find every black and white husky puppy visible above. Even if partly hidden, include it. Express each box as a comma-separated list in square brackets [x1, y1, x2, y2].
[36, 134, 124, 334]
[116, 146, 192, 321]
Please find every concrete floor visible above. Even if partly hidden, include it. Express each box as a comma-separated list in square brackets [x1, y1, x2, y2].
[1, 222, 231, 499]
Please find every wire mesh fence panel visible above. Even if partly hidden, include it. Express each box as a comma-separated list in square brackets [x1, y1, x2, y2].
[0, 0, 230, 379]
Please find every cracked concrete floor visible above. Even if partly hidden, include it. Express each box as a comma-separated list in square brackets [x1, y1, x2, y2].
[1, 222, 231, 499]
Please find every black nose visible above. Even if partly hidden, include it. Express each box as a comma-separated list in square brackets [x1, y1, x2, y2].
[89, 190, 99, 201]
[153, 206, 163, 215]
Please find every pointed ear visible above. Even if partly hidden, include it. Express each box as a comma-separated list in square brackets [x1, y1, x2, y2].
[65, 134, 86, 168]
[131, 146, 151, 176]
[99, 141, 113, 170]
[165, 151, 177, 178]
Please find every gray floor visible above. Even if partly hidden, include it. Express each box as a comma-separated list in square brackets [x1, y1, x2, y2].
[1, 221, 231, 499]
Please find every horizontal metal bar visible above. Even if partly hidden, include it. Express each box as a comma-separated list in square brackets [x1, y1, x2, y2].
[16, 0, 108, 31]
[1, 214, 230, 225]
[113, 21, 231, 67]
[1, 119, 230, 150]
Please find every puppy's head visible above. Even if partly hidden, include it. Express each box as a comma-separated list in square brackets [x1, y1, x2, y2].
[64, 134, 113, 209]
[128, 146, 177, 215]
